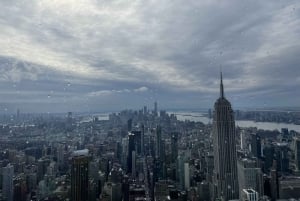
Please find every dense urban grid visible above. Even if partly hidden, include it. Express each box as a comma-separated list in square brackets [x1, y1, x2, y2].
[0, 76, 300, 201]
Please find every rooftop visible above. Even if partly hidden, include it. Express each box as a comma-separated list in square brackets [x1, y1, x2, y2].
[72, 149, 89, 157]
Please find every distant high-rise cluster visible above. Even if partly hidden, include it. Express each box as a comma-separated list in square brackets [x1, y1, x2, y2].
[1, 73, 300, 201]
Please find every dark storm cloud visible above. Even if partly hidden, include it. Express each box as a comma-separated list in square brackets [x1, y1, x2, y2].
[0, 0, 299, 112]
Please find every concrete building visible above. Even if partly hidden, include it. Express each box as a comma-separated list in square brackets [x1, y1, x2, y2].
[184, 162, 190, 190]
[237, 158, 263, 197]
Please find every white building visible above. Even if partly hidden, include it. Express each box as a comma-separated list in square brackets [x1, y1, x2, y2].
[241, 189, 258, 201]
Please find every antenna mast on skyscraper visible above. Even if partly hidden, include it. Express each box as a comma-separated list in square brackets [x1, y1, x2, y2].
[220, 68, 224, 98]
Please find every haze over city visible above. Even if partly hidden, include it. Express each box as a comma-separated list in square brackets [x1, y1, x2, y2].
[2, 1, 300, 201]
[0, 0, 300, 112]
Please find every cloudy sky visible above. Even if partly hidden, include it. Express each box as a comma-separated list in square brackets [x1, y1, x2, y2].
[0, 0, 300, 113]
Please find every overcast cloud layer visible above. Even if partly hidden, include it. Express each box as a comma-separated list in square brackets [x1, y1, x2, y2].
[0, 0, 300, 113]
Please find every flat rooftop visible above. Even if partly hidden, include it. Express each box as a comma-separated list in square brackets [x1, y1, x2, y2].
[72, 149, 89, 157]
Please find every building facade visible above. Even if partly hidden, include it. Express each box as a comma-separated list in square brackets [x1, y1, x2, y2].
[237, 158, 263, 197]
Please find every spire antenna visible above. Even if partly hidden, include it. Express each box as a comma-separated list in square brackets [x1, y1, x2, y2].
[220, 70, 224, 98]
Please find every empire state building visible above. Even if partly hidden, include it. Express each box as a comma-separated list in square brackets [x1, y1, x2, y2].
[213, 73, 239, 201]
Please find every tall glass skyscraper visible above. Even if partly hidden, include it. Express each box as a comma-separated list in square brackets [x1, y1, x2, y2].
[213, 73, 239, 201]
[71, 149, 89, 201]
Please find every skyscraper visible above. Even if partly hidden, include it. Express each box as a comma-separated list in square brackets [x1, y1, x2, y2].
[155, 125, 166, 179]
[127, 132, 135, 174]
[294, 137, 300, 171]
[184, 162, 190, 190]
[156, 125, 162, 159]
[141, 124, 145, 156]
[213, 73, 239, 200]
[237, 158, 263, 197]
[71, 149, 89, 201]
[171, 132, 178, 164]
[127, 119, 133, 132]
[274, 143, 289, 174]
[2, 164, 14, 201]
[132, 131, 142, 155]
[154, 101, 158, 116]
[251, 133, 262, 158]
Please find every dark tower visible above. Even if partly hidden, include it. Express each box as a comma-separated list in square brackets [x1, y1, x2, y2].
[171, 132, 178, 164]
[141, 124, 145, 156]
[132, 131, 142, 155]
[251, 133, 262, 158]
[127, 119, 132, 132]
[213, 72, 239, 200]
[156, 125, 162, 159]
[154, 101, 158, 116]
[127, 132, 135, 174]
[71, 150, 89, 201]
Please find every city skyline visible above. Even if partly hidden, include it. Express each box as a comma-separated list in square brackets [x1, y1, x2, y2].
[0, 1, 300, 113]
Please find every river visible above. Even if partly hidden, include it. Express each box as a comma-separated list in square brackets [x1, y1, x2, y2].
[172, 112, 300, 133]
[88, 111, 300, 133]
